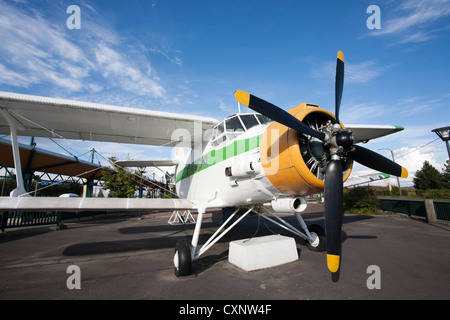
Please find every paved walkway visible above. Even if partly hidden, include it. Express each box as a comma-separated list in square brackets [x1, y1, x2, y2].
[1, 204, 449, 300]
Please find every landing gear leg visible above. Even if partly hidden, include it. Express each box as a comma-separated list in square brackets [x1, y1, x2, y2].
[259, 206, 326, 252]
[173, 206, 204, 277]
[294, 212, 326, 252]
[173, 206, 254, 278]
[305, 224, 326, 252]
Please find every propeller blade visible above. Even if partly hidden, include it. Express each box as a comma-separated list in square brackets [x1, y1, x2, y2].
[351, 145, 408, 178]
[335, 51, 344, 124]
[324, 159, 343, 274]
[235, 90, 326, 140]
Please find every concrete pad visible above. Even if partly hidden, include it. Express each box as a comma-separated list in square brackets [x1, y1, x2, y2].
[228, 234, 299, 271]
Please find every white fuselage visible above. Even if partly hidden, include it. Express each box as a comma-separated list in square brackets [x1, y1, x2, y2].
[175, 114, 281, 208]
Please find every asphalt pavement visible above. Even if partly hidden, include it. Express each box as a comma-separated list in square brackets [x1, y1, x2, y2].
[1, 204, 449, 301]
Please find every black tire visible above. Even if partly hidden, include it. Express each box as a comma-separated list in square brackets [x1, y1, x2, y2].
[305, 224, 326, 252]
[174, 239, 192, 277]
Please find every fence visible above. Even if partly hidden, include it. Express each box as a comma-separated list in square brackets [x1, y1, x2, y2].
[1, 211, 61, 230]
[433, 201, 450, 221]
[378, 198, 450, 223]
[1, 210, 109, 232]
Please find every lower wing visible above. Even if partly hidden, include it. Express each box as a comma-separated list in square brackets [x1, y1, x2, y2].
[0, 197, 198, 212]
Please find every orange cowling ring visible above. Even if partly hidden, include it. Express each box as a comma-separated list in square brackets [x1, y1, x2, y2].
[259, 103, 352, 197]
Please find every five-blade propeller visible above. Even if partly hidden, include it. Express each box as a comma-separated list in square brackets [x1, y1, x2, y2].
[235, 50, 408, 276]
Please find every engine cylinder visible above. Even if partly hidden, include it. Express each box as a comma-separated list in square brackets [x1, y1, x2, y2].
[259, 103, 352, 196]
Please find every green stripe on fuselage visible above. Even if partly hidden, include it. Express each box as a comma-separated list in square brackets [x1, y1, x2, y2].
[175, 135, 261, 183]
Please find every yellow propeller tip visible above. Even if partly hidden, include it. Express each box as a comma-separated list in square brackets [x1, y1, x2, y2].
[401, 167, 408, 179]
[337, 51, 344, 63]
[327, 254, 340, 273]
[235, 90, 250, 107]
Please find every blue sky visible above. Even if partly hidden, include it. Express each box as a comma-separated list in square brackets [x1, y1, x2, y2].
[1, 0, 449, 186]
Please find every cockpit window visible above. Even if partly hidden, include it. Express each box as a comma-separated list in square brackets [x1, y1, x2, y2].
[225, 116, 245, 141]
[211, 120, 227, 147]
[211, 113, 271, 147]
[240, 114, 259, 130]
[225, 116, 245, 132]
[255, 114, 272, 124]
[216, 122, 224, 135]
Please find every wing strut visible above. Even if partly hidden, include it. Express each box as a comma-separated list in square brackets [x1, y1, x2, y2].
[0, 109, 28, 197]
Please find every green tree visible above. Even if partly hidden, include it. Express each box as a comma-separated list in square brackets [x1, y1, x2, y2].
[36, 182, 83, 197]
[102, 157, 139, 198]
[442, 159, 450, 189]
[343, 186, 379, 213]
[413, 160, 444, 190]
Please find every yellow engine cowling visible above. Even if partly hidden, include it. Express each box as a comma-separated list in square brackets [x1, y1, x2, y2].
[259, 103, 353, 197]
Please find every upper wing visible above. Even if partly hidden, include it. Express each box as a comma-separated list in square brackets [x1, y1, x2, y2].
[0, 91, 219, 147]
[345, 124, 404, 144]
[0, 91, 402, 147]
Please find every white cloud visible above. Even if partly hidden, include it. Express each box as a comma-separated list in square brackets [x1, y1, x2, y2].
[340, 93, 447, 128]
[218, 100, 235, 113]
[346, 61, 392, 84]
[0, 2, 89, 91]
[311, 59, 391, 84]
[339, 101, 388, 123]
[395, 145, 445, 185]
[147, 48, 183, 67]
[0, 63, 36, 87]
[367, 0, 450, 43]
[0, 1, 168, 100]
[94, 44, 165, 98]
[396, 146, 443, 171]
[398, 30, 440, 44]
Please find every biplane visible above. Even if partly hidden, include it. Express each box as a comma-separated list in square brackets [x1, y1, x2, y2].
[0, 51, 407, 278]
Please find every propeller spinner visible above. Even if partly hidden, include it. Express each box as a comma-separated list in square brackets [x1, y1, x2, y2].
[235, 51, 408, 275]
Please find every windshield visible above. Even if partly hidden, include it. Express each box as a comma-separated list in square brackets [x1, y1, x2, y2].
[211, 113, 270, 147]
[240, 114, 259, 130]
[225, 116, 245, 132]
[255, 114, 272, 125]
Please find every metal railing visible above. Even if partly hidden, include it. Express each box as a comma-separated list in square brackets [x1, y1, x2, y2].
[1, 211, 60, 230]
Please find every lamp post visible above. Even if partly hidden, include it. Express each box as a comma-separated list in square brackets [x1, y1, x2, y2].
[378, 148, 402, 197]
[432, 126, 450, 160]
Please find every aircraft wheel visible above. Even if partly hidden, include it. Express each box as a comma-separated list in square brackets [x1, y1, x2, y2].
[174, 239, 192, 277]
[306, 224, 326, 252]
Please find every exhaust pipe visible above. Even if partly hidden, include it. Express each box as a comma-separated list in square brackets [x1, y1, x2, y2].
[270, 197, 307, 213]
